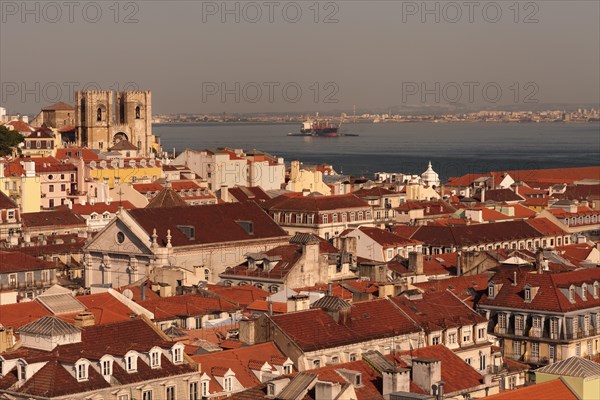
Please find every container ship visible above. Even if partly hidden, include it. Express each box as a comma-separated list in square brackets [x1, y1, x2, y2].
[289, 114, 357, 137]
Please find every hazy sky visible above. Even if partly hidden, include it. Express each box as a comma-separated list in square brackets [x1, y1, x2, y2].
[1, 1, 599, 114]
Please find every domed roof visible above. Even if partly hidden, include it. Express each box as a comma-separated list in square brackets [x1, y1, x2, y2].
[421, 161, 439, 183]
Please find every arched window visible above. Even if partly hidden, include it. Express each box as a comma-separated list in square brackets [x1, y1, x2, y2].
[97, 108, 103, 122]
[135, 106, 141, 119]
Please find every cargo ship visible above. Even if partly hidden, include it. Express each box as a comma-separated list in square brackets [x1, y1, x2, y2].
[288, 114, 357, 137]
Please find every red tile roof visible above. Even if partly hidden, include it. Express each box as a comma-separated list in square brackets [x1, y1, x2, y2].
[6, 120, 33, 133]
[479, 189, 524, 203]
[42, 101, 74, 111]
[406, 220, 547, 247]
[0, 191, 18, 209]
[526, 217, 567, 236]
[346, 226, 421, 247]
[1, 318, 196, 397]
[205, 285, 269, 307]
[228, 186, 271, 203]
[71, 201, 135, 215]
[480, 268, 600, 313]
[127, 202, 288, 247]
[392, 291, 487, 332]
[353, 186, 398, 198]
[55, 147, 100, 162]
[269, 298, 421, 352]
[137, 294, 240, 321]
[413, 274, 489, 308]
[247, 300, 287, 314]
[263, 193, 369, 212]
[0, 251, 57, 274]
[22, 207, 86, 229]
[484, 378, 578, 400]
[389, 345, 486, 394]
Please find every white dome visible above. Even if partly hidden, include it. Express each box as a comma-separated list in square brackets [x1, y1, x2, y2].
[421, 161, 440, 187]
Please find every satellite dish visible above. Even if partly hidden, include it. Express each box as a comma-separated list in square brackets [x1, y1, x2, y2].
[122, 289, 134, 300]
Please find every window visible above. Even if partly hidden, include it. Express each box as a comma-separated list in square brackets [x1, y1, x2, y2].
[465, 357, 472, 365]
[77, 363, 87, 381]
[357, 211, 363, 221]
[97, 108, 103, 121]
[200, 380, 208, 398]
[136, 106, 141, 119]
[284, 364, 292, 374]
[531, 342, 539, 359]
[532, 316, 542, 329]
[582, 284, 588, 300]
[463, 330, 471, 343]
[166, 386, 176, 400]
[60, 184, 66, 191]
[285, 213, 291, 224]
[150, 351, 160, 368]
[118, 395, 129, 400]
[101, 360, 112, 376]
[515, 315, 525, 334]
[19, 364, 26, 380]
[142, 390, 152, 400]
[478, 327, 486, 340]
[432, 336, 440, 345]
[49, 184, 54, 192]
[550, 318, 559, 339]
[479, 354, 486, 370]
[313, 359, 321, 368]
[224, 377, 233, 392]
[349, 353, 357, 362]
[125, 355, 136, 372]
[488, 285, 495, 298]
[323, 214, 329, 224]
[549, 345, 555, 361]
[332, 214, 338, 223]
[173, 347, 183, 364]
[587, 341, 592, 357]
[509, 376, 517, 390]
[576, 342, 581, 357]
[9, 274, 17, 288]
[524, 288, 531, 301]
[7, 210, 14, 220]
[448, 333, 457, 344]
[190, 378, 199, 400]
[513, 341, 522, 357]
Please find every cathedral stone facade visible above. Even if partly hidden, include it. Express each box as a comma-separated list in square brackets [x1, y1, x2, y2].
[75, 90, 159, 155]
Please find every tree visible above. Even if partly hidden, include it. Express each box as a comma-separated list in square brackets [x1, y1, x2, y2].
[0, 125, 24, 156]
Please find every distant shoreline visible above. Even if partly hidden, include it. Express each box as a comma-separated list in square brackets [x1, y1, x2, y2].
[154, 120, 599, 126]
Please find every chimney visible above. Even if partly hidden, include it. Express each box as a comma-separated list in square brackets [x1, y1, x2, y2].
[412, 358, 442, 395]
[315, 381, 342, 400]
[268, 300, 273, 316]
[74, 312, 95, 328]
[141, 282, 147, 301]
[382, 368, 410, 396]
[221, 185, 229, 202]
[512, 271, 518, 286]
[327, 282, 333, 296]
[456, 251, 462, 277]
[480, 187, 485, 202]
[536, 250, 544, 274]
[408, 251, 424, 275]
[290, 160, 300, 181]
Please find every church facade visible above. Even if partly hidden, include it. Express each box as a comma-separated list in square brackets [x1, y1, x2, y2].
[75, 90, 160, 155]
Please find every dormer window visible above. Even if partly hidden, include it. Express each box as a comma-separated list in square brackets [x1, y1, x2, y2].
[524, 287, 531, 301]
[101, 359, 112, 376]
[488, 283, 495, 298]
[125, 352, 138, 372]
[569, 286, 575, 303]
[224, 376, 233, 392]
[75, 360, 89, 381]
[582, 284, 588, 301]
[593, 282, 599, 298]
[283, 364, 292, 374]
[150, 348, 161, 369]
[172, 345, 183, 364]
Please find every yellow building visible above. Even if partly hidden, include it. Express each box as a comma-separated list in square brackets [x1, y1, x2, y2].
[535, 356, 600, 400]
[0, 160, 42, 213]
[85, 157, 163, 189]
[286, 160, 332, 195]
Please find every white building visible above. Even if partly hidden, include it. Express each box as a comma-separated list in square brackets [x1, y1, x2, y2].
[173, 148, 285, 192]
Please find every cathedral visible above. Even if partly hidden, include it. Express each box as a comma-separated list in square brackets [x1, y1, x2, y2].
[75, 90, 160, 155]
